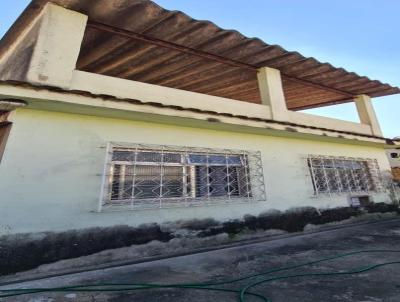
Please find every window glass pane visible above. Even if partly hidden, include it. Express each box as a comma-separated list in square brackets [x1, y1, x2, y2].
[187, 154, 210, 165]
[188, 154, 242, 166]
[208, 166, 229, 196]
[116, 165, 186, 200]
[308, 157, 377, 194]
[161, 166, 184, 198]
[323, 158, 335, 168]
[136, 151, 162, 163]
[356, 162, 373, 191]
[227, 166, 240, 196]
[112, 150, 135, 161]
[114, 150, 182, 164]
[342, 160, 354, 169]
[237, 166, 252, 197]
[110, 164, 121, 199]
[106, 145, 260, 208]
[338, 169, 351, 192]
[193, 166, 244, 198]
[110, 164, 133, 200]
[133, 165, 162, 199]
[163, 153, 182, 163]
[325, 169, 340, 192]
[348, 171, 358, 191]
[194, 166, 208, 198]
[333, 159, 344, 169]
[227, 156, 243, 165]
[311, 158, 323, 167]
[351, 161, 362, 169]
[313, 168, 328, 193]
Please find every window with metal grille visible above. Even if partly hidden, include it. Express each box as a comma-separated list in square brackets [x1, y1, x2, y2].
[307, 156, 382, 195]
[99, 143, 265, 211]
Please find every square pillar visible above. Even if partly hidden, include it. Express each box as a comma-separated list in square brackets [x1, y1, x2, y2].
[26, 4, 88, 88]
[257, 67, 289, 121]
[0, 3, 87, 89]
[355, 94, 383, 137]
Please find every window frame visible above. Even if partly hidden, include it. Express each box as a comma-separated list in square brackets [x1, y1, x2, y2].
[307, 155, 382, 196]
[98, 142, 265, 211]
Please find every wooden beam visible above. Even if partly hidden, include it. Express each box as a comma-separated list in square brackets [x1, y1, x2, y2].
[289, 97, 353, 111]
[282, 75, 353, 98]
[86, 20, 355, 99]
[125, 43, 276, 83]
[87, 20, 256, 71]
[141, 45, 275, 87]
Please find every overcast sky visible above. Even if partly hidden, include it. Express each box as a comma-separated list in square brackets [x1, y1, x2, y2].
[1, 1, 399, 138]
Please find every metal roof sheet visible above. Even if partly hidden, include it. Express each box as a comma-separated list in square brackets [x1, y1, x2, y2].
[1, 0, 399, 109]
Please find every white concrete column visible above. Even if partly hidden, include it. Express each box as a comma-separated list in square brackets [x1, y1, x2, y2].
[354, 94, 383, 137]
[257, 67, 289, 121]
[25, 3, 88, 88]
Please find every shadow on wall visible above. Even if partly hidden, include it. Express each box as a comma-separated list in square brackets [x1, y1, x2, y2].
[0, 203, 398, 276]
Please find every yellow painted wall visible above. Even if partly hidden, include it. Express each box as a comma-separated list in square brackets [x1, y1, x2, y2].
[0, 109, 392, 235]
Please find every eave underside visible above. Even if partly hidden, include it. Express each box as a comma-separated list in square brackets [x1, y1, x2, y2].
[0, 0, 399, 110]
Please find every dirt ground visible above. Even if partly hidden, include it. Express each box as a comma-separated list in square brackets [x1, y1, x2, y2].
[2, 219, 400, 302]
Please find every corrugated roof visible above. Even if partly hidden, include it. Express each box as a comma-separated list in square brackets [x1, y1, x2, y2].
[1, 0, 399, 110]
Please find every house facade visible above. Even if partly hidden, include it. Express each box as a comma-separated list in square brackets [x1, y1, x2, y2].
[0, 1, 399, 236]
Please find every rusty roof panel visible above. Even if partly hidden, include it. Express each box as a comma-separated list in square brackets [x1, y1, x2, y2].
[0, 0, 398, 110]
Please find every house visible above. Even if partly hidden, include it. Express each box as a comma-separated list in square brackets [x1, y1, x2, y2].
[387, 141, 400, 182]
[0, 0, 399, 237]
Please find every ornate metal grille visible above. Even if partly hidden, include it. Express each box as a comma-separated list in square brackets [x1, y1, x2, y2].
[307, 155, 383, 195]
[99, 143, 265, 211]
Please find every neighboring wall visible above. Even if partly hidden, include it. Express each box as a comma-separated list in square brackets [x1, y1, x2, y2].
[287, 111, 372, 136]
[386, 149, 400, 182]
[393, 168, 400, 182]
[387, 149, 400, 168]
[0, 108, 392, 235]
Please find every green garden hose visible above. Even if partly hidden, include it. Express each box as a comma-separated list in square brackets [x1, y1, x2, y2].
[1, 250, 400, 302]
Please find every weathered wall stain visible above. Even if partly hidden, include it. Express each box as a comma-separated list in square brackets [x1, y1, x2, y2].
[0, 224, 172, 275]
[0, 203, 398, 276]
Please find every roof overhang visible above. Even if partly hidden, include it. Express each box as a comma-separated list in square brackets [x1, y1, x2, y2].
[0, 0, 399, 110]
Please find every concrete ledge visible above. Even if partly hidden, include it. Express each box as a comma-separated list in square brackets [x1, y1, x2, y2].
[288, 111, 372, 136]
[71, 71, 377, 138]
[71, 70, 272, 120]
[0, 81, 387, 146]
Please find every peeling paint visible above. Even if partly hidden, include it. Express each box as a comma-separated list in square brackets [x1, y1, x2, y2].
[206, 117, 220, 123]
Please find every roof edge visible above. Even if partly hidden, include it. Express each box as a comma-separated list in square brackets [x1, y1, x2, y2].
[0, 79, 390, 143]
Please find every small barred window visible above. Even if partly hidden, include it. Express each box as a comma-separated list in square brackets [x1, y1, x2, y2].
[99, 143, 265, 211]
[307, 156, 382, 195]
